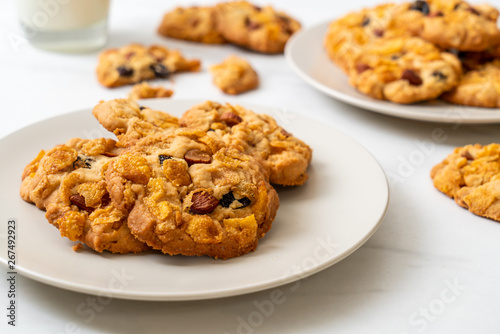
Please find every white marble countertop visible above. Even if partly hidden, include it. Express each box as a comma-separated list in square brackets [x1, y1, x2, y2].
[1, 0, 500, 333]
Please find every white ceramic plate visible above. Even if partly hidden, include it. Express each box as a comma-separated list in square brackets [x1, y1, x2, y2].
[0, 99, 388, 301]
[285, 21, 500, 124]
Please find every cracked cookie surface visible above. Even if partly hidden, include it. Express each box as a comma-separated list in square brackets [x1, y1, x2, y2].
[105, 128, 279, 259]
[431, 143, 500, 222]
[346, 36, 462, 104]
[92, 99, 179, 147]
[20, 138, 149, 253]
[180, 101, 312, 186]
[441, 59, 500, 108]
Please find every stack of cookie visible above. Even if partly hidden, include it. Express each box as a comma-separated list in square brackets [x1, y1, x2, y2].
[20, 100, 312, 259]
[324, 0, 500, 107]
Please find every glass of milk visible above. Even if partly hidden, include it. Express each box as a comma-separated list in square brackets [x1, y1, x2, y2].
[17, 0, 111, 53]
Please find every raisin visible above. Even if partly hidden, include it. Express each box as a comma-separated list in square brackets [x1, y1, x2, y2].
[158, 154, 173, 165]
[401, 69, 423, 86]
[410, 0, 430, 15]
[466, 7, 480, 15]
[355, 64, 372, 74]
[117, 66, 134, 77]
[429, 11, 444, 17]
[150, 63, 170, 78]
[237, 197, 251, 208]
[70, 194, 94, 213]
[220, 192, 236, 208]
[361, 17, 370, 26]
[462, 151, 474, 160]
[245, 17, 261, 30]
[73, 156, 94, 169]
[373, 28, 384, 37]
[432, 71, 447, 81]
[139, 105, 146, 110]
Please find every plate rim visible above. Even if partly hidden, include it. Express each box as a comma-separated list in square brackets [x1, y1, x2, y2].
[0, 98, 389, 301]
[285, 21, 500, 124]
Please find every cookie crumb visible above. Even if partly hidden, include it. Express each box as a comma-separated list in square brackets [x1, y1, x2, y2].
[72, 243, 84, 252]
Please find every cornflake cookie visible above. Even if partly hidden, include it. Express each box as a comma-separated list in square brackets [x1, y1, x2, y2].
[431, 143, 500, 221]
[215, 1, 301, 54]
[180, 101, 312, 186]
[347, 37, 462, 104]
[324, 3, 411, 72]
[441, 59, 500, 108]
[96, 43, 201, 88]
[128, 82, 174, 100]
[105, 129, 279, 259]
[402, 0, 500, 52]
[20, 138, 149, 253]
[210, 55, 259, 95]
[93, 99, 179, 147]
[158, 6, 226, 44]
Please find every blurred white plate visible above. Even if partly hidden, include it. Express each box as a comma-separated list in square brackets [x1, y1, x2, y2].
[285, 21, 500, 123]
[0, 98, 388, 301]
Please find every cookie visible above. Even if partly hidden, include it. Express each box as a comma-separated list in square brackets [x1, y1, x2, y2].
[324, 3, 411, 72]
[158, 6, 226, 44]
[210, 55, 259, 95]
[92, 99, 179, 147]
[441, 59, 500, 108]
[402, 0, 500, 52]
[180, 101, 312, 186]
[215, 1, 301, 54]
[431, 143, 500, 221]
[20, 137, 149, 253]
[96, 43, 201, 88]
[128, 82, 173, 100]
[105, 129, 279, 259]
[347, 36, 462, 104]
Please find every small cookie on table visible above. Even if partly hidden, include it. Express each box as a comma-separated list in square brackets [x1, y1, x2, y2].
[129, 82, 173, 100]
[431, 143, 500, 222]
[96, 43, 200, 88]
[210, 55, 259, 95]
[158, 6, 226, 44]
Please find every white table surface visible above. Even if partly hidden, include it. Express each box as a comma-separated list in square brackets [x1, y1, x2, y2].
[1, 0, 500, 333]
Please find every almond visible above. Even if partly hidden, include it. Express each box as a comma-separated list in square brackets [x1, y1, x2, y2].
[184, 149, 211, 166]
[220, 112, 243, 127]
[190, 191, 219, 214]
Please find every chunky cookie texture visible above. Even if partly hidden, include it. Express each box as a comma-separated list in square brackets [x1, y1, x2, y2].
[92, 99, 179, 147]
[96, 43, 200, 87]
[402, 0, 500, 52]
[20, 138, 149, 253]
[324, 3, 411, 73]
[441, 59, 500, 108]
[431, 144, 500, 222]
[128, 82, 173, 100]
[105, 129, 279, 259]
[210, 55, 259, 95]
[180, 101, 312, 186]
[158, 6, 226, 44]
[215, 1, 301, 54]
[347, 37, 462, 104]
